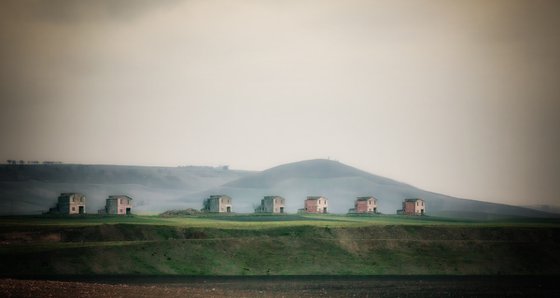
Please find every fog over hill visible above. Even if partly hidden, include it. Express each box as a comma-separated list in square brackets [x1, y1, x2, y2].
[205, 159, 555, 219]
[0, 164, 253, 215]
[0, 160, 555, 219]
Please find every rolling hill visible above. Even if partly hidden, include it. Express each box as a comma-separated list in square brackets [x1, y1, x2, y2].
[0, 160, 555, 219]
[200, 159, 554, 219]
[0, 164, 253, 215]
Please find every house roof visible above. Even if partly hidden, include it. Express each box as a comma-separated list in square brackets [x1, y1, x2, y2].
[208, 195, 231, 200]
[404, 198, 423, 202]
[356, 196, 376, 201]
[306, 196, 325, 200]
[60, 192, 84, 196]
[108, 195, 133, 200]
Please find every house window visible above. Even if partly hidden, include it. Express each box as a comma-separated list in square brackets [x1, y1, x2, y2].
[72, 207, 75, 211]
[120, 209, 123, 213]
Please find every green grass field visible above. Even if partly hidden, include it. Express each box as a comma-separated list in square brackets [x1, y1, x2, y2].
[1, 214, 559, 276]
[2, 213, 559, 228]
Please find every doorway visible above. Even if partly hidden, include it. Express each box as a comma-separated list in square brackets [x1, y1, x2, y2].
[227, 206, 231, 213]
[323, 207, 327, 213]
[280, 207, 284, 213]
[79, 206, 84, 214]
[126, 208, 131, 215]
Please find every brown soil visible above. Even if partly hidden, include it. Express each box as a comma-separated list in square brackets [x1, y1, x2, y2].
[1, 276, 558, 298]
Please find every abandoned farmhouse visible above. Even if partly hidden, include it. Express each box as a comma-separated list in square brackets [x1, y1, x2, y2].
[397, 198, 426, 215]
[100, 195, 133, 215]
[255, 196, 286, 213]
[48, 193, 86, 215]
[349, 196, 378, 214]
[201, 195, 232, 213]
[302, 196, 329, 214]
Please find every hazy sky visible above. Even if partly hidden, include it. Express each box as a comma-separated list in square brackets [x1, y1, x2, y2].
[1, 0, 559, 206]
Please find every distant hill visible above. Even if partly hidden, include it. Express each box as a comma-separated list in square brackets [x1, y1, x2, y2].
[202, 159, 555, 218]
[0, 160, 555, 219]
[522, 204, 560, 214]
[0, 164, 253, 215]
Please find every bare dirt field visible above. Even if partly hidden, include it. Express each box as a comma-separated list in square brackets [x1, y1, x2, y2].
[1, 276, 558, 298]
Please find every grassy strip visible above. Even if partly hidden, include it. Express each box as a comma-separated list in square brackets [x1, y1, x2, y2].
[1, 214, 559, 229]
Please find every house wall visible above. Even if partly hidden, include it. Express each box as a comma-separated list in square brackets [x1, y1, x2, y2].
[206, 198, 219, 212]
[273, 197, 285, 213]
[415, 200, 425, 214]
[218, 196, 232, 213]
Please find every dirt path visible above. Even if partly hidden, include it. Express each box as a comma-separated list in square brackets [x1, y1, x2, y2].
[1, 276, 558, 297]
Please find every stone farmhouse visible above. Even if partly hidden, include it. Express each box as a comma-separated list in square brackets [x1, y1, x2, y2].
[397, 198, 425, 215]
[202, 195, 232, 213]
[303, 196, 328, 213]
[101, 195, 133, 215]
[48, 193, 86, 214]
[349, 196, 377, 213]
[255, 196, 286, 213]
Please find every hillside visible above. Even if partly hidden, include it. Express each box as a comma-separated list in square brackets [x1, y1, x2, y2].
[203, 159, 553, 218]
[0, 164, 253, 215]
[0, 160, 555, 218]
[1, 215, 559, 276]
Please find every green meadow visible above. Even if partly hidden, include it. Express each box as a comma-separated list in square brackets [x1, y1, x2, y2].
[1, 214, 559, 276]
[2, 213, 558, 228]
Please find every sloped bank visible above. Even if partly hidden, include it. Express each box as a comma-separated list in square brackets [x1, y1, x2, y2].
[1, 224, 559, 276]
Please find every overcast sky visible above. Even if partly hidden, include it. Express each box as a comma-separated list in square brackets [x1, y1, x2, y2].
[1, 0, 559, 206]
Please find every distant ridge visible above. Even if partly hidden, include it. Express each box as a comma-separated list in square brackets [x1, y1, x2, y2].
[225, 159, 411, 188]
[0, 160, 556, 219]
[214, 159, 555, 218]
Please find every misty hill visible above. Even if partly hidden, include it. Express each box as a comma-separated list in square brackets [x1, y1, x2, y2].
[522, 204, 560, 214]
[0, 160, 555, 219]
[201, 159, 554, 219]
[0, 164, 253, 215]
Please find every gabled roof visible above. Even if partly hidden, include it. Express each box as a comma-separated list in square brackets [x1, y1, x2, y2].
[60, 192, 84, 196]
[404, 198, 423, 202]
[356, 196, 376, 201]
[208, 194, 231, 199]
[307, 196, 327, 201]
[108, 195, 133, 200]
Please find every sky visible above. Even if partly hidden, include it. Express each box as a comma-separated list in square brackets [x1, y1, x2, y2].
[1, 0, 559, 206]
